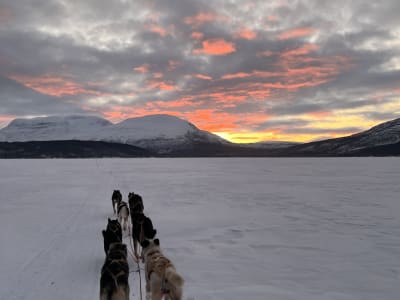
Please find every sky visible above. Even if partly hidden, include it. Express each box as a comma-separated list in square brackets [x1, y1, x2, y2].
[0, 0, 399, 143]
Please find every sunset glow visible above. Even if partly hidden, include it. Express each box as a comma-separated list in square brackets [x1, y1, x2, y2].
[0, 1, 399, 143]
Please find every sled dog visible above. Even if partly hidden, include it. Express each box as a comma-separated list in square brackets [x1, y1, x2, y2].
[111, 190, 122, 215]
[128, 192, 144, 213]
[130, 212, 157, 259]
[102, 218, 122, 254]
[128, 192, 145, 258]
[100, 242, 129, 300]
[141, 239, 184, 300]
[117, 201, 129, 231]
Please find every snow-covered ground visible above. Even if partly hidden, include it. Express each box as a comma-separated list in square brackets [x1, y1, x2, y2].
[0, 158, 399, 300]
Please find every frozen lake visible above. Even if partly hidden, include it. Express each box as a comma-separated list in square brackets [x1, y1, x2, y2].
[0, 158, 399, 300]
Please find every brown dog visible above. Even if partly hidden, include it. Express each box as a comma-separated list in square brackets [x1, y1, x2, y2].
[141, 239, 184, 300]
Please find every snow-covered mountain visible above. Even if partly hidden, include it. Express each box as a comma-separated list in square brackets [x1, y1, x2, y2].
[0, 114, 227, 154]
[284, 117, 400, 156]
[0, 115, 112, 141]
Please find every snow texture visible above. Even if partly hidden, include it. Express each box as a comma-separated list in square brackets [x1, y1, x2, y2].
[0, 158, 399, 300]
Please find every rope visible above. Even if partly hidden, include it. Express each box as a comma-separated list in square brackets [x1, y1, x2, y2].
[128, 226, 143, 300]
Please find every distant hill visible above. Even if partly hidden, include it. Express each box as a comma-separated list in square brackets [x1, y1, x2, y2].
[0, 141, 151, 158]
[281, 117, 400, 156]
[0, 115, 399, 157]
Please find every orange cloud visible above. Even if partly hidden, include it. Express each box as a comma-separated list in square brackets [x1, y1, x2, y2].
[193, 39, 236, 56]
[184, 12, 228, 27]
[133, 64, 150, 73]
[9, 75, 104, 97]
[147, 80, 177, 91]
[191, 31, 204, 40]
[146, 24, 167, 37]
[281, 44, 319, 57]
[235, 28, 257, 40]
[183, 109, 238, 132]
[278, 27, 316, 40]
[195, 74, 213, 80]
[152, 72, 163, 79]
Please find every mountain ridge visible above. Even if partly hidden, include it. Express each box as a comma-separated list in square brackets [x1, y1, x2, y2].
[0, 114, 399, 157]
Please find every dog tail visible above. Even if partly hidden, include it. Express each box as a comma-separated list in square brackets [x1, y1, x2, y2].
[165, 266, 184, 299]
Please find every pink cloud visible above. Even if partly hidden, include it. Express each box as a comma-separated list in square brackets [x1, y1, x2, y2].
[133, 64, 150, 73]
[195, 74, 213, 80]
[184, 12, 229, 28]
[235, 28, 257, 40]
[193, 39, 236, 56]
[146, 24, 167, 37]
[278, 27, 317, 40]
[9, 74, 105, 97]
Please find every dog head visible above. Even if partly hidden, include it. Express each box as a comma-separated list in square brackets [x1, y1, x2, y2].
[107, 218, 122, 233]
[141, 238, 160, 256]
[142, 216, 157, 239]
[128, 192, 144, 212]
[112, 190, 122, 200]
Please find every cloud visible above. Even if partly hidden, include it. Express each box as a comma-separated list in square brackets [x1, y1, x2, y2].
[277, 27, 317, 40]
[0, 76, 84, 116]
[192, 39, 236, 55]
[0, 0, 399, 142]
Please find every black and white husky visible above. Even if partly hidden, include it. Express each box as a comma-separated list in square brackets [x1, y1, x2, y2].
[117, 201, 129, 231]
[128, 192, 152, 258]
[141, 239, 184, 300]
[100, 242, 129, 300]
[111, 190, 122, 215]
[102, 218, 122, 254]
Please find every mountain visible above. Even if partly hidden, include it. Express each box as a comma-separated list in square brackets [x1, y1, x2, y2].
[98, 115, 227, 154]
[0, 114, 228, 154]
[0, 115, 112, 141]
[282, 118, 400, 156]
[0, 115, 398, 157]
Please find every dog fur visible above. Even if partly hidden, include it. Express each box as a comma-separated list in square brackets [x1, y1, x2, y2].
[111, 190, 122, 215]
[102, 218, 122, 254]
[100, 242, 129, 300]
[130, 212, 157, 259]
[128, 192, 145, 258]
[141, 239, 184, 300]
[117, 201, 129, 231]
[128, 192, 144, 213]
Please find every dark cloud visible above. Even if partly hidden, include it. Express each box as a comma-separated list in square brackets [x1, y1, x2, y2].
[0, 76, 84, 115]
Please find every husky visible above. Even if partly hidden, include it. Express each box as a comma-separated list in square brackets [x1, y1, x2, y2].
[102, 218, 122, 254]
[131, 212, 157, 260]
[128, 192, 144, 213]
[111, 190, 122, 215]
[117, 201, 129, 231]
[128, 192, 150, 258]
[100, 242, 129, 300]
[141, 239, 184, 300]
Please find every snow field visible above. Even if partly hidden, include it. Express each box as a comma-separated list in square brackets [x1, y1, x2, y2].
[0, 158, 399, 300]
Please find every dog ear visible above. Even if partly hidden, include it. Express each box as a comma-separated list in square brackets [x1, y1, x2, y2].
[108, 218, 111, 222]
[102, 230, 106, 237]
[154, 238, 160, 246]
[151, 229, 157, 238]
[141, 239, 150, 248]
